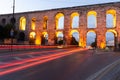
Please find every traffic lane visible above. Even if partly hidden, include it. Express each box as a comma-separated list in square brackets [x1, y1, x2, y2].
[0, 48, 83, 76]
[0, 48, 60, 56]
[0, 48, 78, 60]
[0, 48, 71, 62]
[1, 50, 120, 80]
[0, 50, 91, 80]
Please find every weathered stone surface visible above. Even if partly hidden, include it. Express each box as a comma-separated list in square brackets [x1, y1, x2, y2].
[0, 2, 120, 48]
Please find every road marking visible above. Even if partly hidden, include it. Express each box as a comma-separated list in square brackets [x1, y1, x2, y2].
[14, 57, 22, 60]
[0, 62, 10, 64]
[86, 58, 120, 80]
[27, 55, 34, 58]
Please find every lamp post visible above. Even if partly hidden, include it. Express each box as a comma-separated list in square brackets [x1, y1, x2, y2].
[13, 0, 15, 19]
[10, 0, 15, 51]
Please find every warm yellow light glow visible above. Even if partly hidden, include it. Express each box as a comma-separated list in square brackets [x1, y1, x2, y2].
[42, 32, 48, 37]
[107, 10, 116, 15]
[31, 18, 36, 30]
[43, 16, 48, 29]
[87, 11, 97, 16]
[71, 12, 79, 28]
[100, 42, 106, 49]
[87, 11, 97, 28]
[107, 29, 117, 37]
[79, 38, 83, 47]
[87, 30, 96, 33]
[79, 36, 86, 48]
[55, 13, 64, 30]
[19, 17, 26, 31]
[56, 31, 63, 37]
[29, 32, 36, 39]
[70, 30, 79, 36]
[70, 30, 81, 46]
[71, 12, 79, 18]
[107, 10, 116, 27]
[35, 35, 41, 45]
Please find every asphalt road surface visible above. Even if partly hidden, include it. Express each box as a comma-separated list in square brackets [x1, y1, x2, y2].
[0, 48, 120, 80]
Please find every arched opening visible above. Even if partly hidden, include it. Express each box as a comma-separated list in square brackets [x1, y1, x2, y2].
[87, 31, 96, 48]
[55, 32, 64, 45]
[1, 18, 6, 25]
[19, 17, 26, 31]
[43, 16, 48, 30]
[106, 10, 116, 28]
[55, 13, 64, 30]
[31, 18, 36, 30]
[106, 30, 117, 49]
[87, 11, 97, 28]
[18, 32, 25, 41]
[70, 30, 79, 45]
[41, 32, 48, 45]
[71, 12, 79, 29]
[29, 32, 36, 44]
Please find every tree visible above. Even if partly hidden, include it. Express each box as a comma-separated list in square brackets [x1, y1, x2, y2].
[0, 25, 4, 40]
[41, 35, 45, 45]
[3, 24, 13, 38]
[3, 23, 18, 39]
[58, 40, 63, 45]
[91, 38, 97, 48]
[91, 42, 97, 48]
[71, 36, 78, 45]
[18, 32, 25, 41]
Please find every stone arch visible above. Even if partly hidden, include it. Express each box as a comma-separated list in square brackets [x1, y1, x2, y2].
[19, 16, 26, 31]
[106, 9, 116, 28]
[43, 16, 48, 30]
[71, 12, 79, 29]
[31, 17, 36, 30]
[55, 31, 64, 45]
[1, 18, 6, 25]
[41, 32, 48, 45]
[86, 30, 96, 47]
[87, 11, 97, 28]
[106, 29, 117, 48]
[29, 32, 36, 44]
[70, 30, 79, 45]
[55, 13, 64, 30]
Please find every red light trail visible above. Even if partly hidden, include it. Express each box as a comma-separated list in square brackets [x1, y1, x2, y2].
[0, 48, 86, 76]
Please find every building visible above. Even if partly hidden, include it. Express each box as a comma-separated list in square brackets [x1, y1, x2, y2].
[0, 2, 120, 49]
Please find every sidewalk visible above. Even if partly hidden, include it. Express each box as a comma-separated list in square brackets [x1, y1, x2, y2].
[86, 51, 120, 80]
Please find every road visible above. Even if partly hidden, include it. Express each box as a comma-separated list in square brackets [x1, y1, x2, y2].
[0, 48, 120, 80]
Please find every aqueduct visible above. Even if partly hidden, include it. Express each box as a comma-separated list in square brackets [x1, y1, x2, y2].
[0, 2, 120, 49]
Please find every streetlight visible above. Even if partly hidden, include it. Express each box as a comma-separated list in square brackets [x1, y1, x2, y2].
[10, 0, 15, 51]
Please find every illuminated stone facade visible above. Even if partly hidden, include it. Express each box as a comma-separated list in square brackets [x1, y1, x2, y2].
[0, 2, 120, 48]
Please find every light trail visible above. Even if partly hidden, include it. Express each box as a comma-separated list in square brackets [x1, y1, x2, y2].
[0, 48, 75, 69]
[0, 48, 80, 69]
[0, 48, 69, 58]
[0, 48, 86, 76]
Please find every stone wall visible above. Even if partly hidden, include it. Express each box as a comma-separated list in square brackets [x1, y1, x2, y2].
[0, 2, 120, 48]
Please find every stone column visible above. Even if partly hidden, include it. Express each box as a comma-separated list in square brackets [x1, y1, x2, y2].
[35, 20, 41, 45]
[47, 15, 55, 45]
[79, 31, 87, 48]
[115, 10, 120, 49]
[97, 9, 106, 48]
[79, 11, 87, 48]
[64, 13, 71, 45]
[97, 32, 106, 49]
[25, 15, 30, 41]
